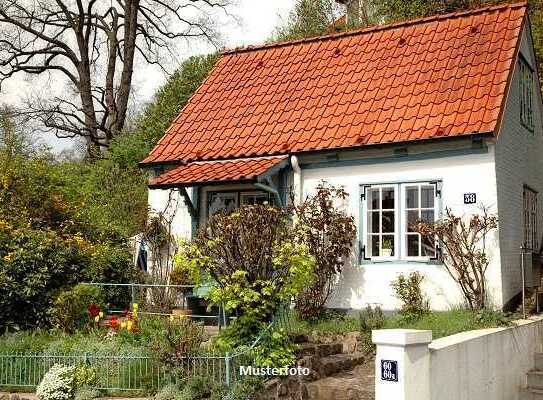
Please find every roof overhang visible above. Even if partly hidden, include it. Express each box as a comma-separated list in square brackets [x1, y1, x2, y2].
[148, 155, 289, 190]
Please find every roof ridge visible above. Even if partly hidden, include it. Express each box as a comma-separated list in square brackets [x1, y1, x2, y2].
[191, 154, 288, 164]
[221, 1, 527, 56]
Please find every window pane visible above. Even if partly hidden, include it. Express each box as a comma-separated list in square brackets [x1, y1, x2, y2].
[406, 186, 418, 208]
[523, 187, 539, 250]
[421, 186, 435, 208]
[421, 210, 435, 223]
[368, 211, 380, 233]
[382, 188, 395, 209]
[241, 192, 269, 205]
[407, 234, 419, 257]
[382, 211, 395, 233]
[369, 189, 380, 210]
[208, 193, 237, 216]
[422, 235, 436, 257]
[407, 210, 419, 232]
[520, 59, 534, 130]
[370, 235, 379, 257]
[381, 235, 394, 257]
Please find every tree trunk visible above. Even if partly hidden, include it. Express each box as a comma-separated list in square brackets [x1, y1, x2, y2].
[113, 0, 140, 136]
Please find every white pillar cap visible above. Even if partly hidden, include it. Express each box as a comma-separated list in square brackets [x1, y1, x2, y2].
[372, 329, 433, 346]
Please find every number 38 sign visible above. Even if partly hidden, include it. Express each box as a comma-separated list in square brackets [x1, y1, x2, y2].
[381, 360, 398, 382]
[464, 193, 477, 204]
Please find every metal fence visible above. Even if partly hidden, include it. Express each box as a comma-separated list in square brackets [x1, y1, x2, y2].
[0, 305, 294, 393]
[0, 352, 172, 392]
[0, 351, 257, 393]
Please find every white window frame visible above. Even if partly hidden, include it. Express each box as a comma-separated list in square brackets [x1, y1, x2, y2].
[400, 183, 439, 261]
[207, 191, 239, 218]
[519, 56, 535, 132]
[361, 181, 441, 263]
[524, 185, 539, 252]
[240, 191, 270, 206]
[362, 184, 400, 261]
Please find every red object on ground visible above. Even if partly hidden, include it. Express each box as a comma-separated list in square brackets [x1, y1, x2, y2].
[88, 303, 100, 318]
[107, 317, 120, 329]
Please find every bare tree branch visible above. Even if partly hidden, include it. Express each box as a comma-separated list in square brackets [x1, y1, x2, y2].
[0, 0, 230, 158]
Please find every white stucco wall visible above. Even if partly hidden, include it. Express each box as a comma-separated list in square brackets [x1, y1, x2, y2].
[494, 25, 543, 307]
[148, 187, 193, 239]
[429, 317, 543, 400]
[301, 144, 502, 311]
[373, 317, 543, 400]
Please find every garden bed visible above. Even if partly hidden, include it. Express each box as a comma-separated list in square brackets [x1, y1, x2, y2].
[287, 309, 514, 340]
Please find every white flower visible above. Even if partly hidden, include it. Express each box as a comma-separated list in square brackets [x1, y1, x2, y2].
[36, 364, 76, 400]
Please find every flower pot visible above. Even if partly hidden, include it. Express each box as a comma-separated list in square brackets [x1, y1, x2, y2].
[381, 248, 392, 257]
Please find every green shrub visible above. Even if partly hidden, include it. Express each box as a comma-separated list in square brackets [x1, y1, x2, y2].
[152, 318, 205, 365]
[391, 272, 430, 321]
[0, 226, 88, 330]
[177, 205, 315, 322]
[212, 316, 266, 352]
[50, 285, 105, 333]
[183, 376, 223, 400]
[154, 384, 179, 400]
[153, 377, 225, 400]
[359, 305, 385, 352]
[228, 377, 264, 400]
[359, 305, 385, 332]
[292, 182, 357, 320]
[36, 364, 76, 400]
[213, 317, 296, 369]
[177, 205, 314, 359]
[252, 328, 297, 368]
[474, 309, 513, 327]
[0, 222, 137, 331]
[74, 388, 101, 400]
[73, 364, 98, 387]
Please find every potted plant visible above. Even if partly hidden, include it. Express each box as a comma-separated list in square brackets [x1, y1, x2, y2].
[382, 239, 393, 257]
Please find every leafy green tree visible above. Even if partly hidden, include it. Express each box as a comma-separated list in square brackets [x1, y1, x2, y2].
[274, 0, 345, 41]
[0, 113, 138, 331]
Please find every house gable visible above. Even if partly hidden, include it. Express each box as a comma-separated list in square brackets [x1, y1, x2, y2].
[494, 21, 543, 307]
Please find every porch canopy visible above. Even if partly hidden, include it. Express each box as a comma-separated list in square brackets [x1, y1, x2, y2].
[148, 155, 289, 189]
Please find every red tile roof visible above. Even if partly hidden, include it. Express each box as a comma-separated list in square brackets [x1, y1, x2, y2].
[141, 2, 526, 166]
[149, 156, 288, 188]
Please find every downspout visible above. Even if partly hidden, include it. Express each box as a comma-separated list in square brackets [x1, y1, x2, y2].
[254, 180, 282, 207]
[291, 155, 302, 205]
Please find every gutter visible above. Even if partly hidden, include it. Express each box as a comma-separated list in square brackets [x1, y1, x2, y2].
[254, 181, 282, 207]
[291, 155, 302, 205]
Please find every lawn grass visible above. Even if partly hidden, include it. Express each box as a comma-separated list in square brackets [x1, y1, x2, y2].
[384, 309, 514, 339]
[287, 311, 360, 335]
[286, 308, 514, 339]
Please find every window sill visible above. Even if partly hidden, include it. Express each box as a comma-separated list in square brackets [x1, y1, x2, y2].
[360, 259, 443, 266]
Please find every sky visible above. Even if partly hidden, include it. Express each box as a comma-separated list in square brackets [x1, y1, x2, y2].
[0, 0, 294, 154]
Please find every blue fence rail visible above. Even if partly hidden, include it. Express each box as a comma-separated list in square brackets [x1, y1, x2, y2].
[0, 306, 294, 393]
[0, 352, 172, 392]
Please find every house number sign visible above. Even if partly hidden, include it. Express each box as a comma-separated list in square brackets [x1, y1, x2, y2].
[464, 193, 477, 204]
[381, 360, 398, 382]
